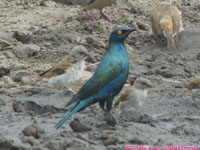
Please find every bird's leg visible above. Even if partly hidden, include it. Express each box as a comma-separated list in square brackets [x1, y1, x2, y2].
[99, 101, 116, 122]
[100, 10, 112, 23]
[101, 107, 113, 119]
[107, 111, 119, 124]
[102, 107, 119, 124]
[88, 14, 97, 22]
[104, 110, 131, 127]
[100, 100, 120, 124]
[89, 105, 97, 114]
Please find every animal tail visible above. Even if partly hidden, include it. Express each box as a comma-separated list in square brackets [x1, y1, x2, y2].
[55, 101, 85, 129]
[65, 94, 80, 108]
[56, 94, 100, 129]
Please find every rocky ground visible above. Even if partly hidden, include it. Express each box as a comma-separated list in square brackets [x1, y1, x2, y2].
[0, 0, 200, 149]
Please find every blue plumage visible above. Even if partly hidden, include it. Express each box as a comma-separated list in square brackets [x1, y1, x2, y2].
[55, 27, 136, 129]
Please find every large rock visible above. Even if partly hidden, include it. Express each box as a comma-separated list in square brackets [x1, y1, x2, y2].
[0, 39, 12, 50]
[12, 44, 40, 58]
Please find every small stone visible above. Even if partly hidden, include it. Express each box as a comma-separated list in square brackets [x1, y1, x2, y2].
[11, 71, 28, 82]
[128, 136, 147, 145]
[69, 118, 92, 132]
[196, 52, 200, 60]
[0, 52, 6, 59]
[13, 31, 31, 43]
[106, 145, 123, 150]
[0, 67, 10, 77]
[68, 138, 90, 150]
[0, 81, 4, 88]
[44, 139, 63, 150]
[12, 101, 24, 113]
[11, 63, 26, 70]
[43, 42, 52, 47]
[137, 22, 148, 31]
[104, 136, 124, 146]
[22, 123, 45, 139]
[4, 51, 15, 58]
[2, 76, 17, 87]
[0, 98, 5, 105]
[0, 39, 12, 50]
[12, 44, 40, 58]
[21, 136, 38, 146]
[21, 76, 33, 85]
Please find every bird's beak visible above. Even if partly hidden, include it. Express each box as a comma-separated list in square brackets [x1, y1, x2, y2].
[126, 28, 137, 37]
[84, 51, 95, 62]
[85, 51, 91, 57]
[128, 28, 137, 32]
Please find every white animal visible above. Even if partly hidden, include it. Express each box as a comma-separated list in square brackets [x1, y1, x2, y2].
[40, 45, 92, 92]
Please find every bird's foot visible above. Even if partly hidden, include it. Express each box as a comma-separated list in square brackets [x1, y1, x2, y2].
[88, 14, 97, 22]
[100, 11, 112, 23]
[106, 111, 119, 124]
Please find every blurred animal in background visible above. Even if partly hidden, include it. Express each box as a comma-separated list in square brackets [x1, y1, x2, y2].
[114, 77, 152, 112]
[150, 2, 183, 49]
[55, 27, 136, 129]
[40, 45, 92, 93]
[185, 77, 200, 108]
[53, 0, 116, 22]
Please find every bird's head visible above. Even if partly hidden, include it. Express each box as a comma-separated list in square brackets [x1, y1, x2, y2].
[133, 77, 153, 90]
[69, 45, 93, 63]
[109, 27, 136, 43]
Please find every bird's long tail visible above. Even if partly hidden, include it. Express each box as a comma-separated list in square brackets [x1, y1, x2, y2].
[55, 95, 99, 129]
[55, 101, 85, 129]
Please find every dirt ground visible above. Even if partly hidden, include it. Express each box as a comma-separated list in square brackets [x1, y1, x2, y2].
[0, 0, 200, 149]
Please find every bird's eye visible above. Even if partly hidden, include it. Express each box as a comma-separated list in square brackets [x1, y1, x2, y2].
[117, 30, 123, 35]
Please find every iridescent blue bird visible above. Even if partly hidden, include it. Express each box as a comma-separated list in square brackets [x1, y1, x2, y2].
[55, 27, 136, 129]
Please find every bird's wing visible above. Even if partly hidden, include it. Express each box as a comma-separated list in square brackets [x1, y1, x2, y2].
[39, 57, 71, 78]
[114, 87, 132, 107]
[65, 57, 121, 107]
